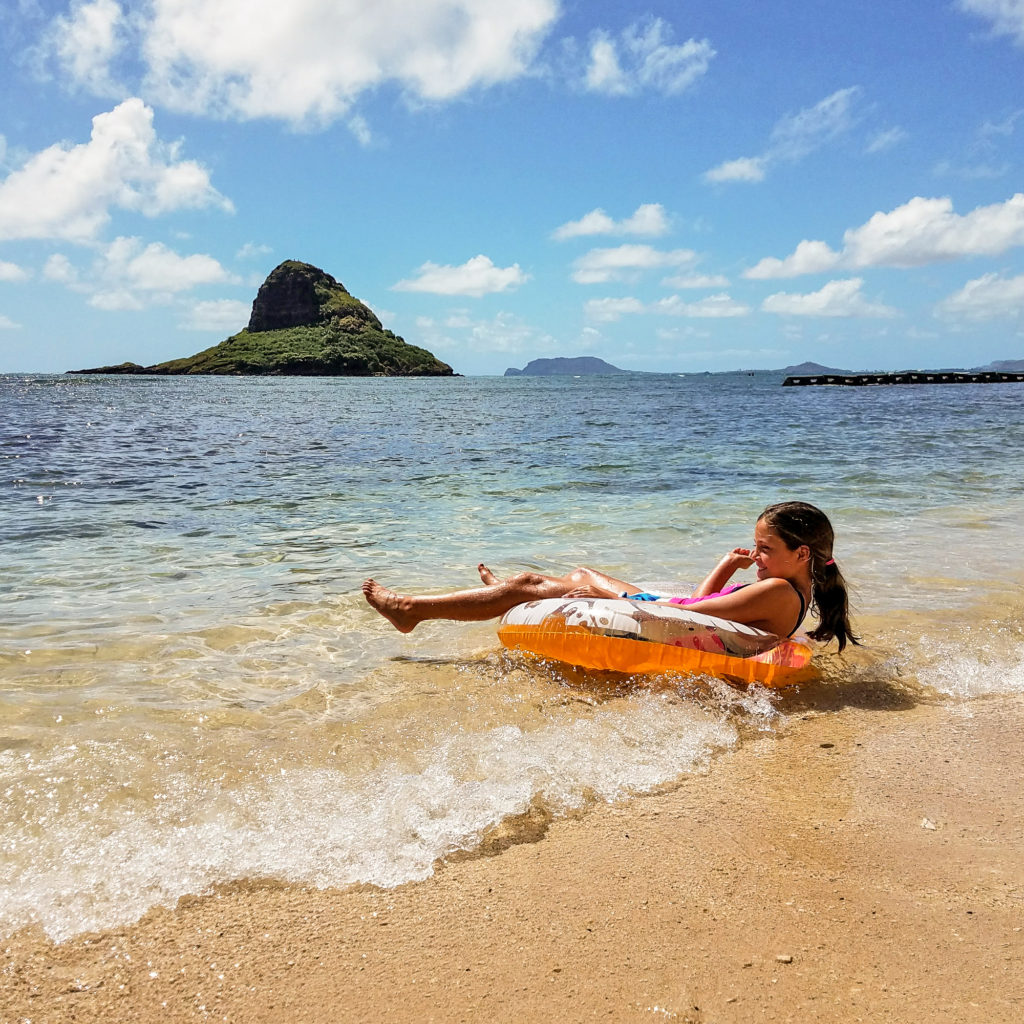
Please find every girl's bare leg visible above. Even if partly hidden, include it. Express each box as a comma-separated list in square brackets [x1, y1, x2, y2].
[362, 566, 638, 633]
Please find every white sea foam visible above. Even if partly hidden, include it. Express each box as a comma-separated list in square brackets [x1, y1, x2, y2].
[0, 694, 735, 942]
[919, 638, 1024, 699]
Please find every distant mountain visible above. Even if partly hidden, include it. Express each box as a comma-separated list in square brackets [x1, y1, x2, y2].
[505, 356, 627, 376]
[70, 260, 453, 377]
[780, 361, 852, 375]
[975, 358, 1024, 372]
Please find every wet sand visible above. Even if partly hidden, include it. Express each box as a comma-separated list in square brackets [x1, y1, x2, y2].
[4, 692, 1022, 1023]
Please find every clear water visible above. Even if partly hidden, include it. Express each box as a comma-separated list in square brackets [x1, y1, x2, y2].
[2, 372, 1023, 940]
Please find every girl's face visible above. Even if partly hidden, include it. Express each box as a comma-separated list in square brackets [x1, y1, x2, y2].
[752, 520, 809, 581]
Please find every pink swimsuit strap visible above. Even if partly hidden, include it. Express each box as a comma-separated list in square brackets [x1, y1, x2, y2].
[667, 584, 744, 606]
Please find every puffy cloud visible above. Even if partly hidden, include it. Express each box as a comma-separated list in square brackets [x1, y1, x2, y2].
[571, 244, 697, 284]
[762, 278, 898, 317]
[44, 237, 238, 309]
[747, 193, 1024, 278]
[957, 0, 1024, 46]
[393, 254, 528, 296]
[47, 0, 126, 95]
[104, 238, 235, 292]
[180, 298, 252, 331]
[704, 87, 861, 184]
[583, 18, 715, 97]
[552, 203, 668, 240]
[935, 272, 1024, 319]
[0, 314, 21, 329]
[47, 0, 559, 126]
[0, 261, 29, 282]
[0, 99, 231, 243]
[745, 240, 842, 279]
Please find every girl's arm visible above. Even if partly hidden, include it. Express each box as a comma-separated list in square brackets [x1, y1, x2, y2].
[689, 548, 754, 599]
[670, 577, 801, 638]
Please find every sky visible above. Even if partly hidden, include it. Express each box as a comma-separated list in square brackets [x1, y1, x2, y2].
[1, 0, 1023, 376]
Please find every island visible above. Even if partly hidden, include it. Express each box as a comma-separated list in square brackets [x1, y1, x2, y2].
[504, 356, 627, 376]
[69, 260, 454, 377]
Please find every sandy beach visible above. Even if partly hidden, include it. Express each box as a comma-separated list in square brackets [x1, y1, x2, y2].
[4, 687, 1022, 1024]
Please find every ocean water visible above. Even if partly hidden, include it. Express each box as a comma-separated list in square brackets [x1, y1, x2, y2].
[2, 371, 1023, 941]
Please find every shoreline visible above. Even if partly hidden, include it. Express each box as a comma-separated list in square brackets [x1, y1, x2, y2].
[4, 692, 1022, 1023]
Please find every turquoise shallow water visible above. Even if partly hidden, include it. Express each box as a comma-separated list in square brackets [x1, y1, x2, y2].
[2, 372, 1023, 940]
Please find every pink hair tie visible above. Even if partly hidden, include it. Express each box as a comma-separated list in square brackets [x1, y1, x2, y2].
[825, 558, 835, 566]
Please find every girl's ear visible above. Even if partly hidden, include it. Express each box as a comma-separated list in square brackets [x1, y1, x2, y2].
[798, 544, 811, 562]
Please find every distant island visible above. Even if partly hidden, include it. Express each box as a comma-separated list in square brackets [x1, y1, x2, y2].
[69, 261, 453, 377]
[779, 361, 850, 375]
[505, 356, 626, 376]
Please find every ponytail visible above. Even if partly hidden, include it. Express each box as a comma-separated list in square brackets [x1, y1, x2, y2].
[806, 555, 859, 653]
[758, 501, 860, 653]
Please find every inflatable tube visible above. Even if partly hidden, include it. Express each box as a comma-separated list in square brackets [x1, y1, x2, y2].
[497, 597, 815, 688]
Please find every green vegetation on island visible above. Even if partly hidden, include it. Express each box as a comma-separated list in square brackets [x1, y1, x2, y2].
[70, 260, 454, 377]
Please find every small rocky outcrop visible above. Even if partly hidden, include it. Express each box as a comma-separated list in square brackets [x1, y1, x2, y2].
[70, 260, 453, 377]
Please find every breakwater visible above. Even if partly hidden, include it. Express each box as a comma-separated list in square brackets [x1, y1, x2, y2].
[783, 371, 1024, 386]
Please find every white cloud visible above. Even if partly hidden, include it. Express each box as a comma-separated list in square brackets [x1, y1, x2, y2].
[0, 260, 29, 282]
[101, 237, 235, 292]
[393, 254, 528, 297]
[44, 237, 238, 309]
[236, 242, 273, 260]
[0, 99, 231, 243]
[762, 278, 898, 317]
[935, 271, 1024, 319]
[704, 87, 861, 184]
[584, 292, 750, 321]
[583, 18, 715, 97]
[43, 254, 80, 286]
[958, 0, 1024, 46]
[0, 314, 21, 329]
[47, 0, 126, 95]
[653, 293, 751, 318]
[416, 309, 556, 354]
[47, 0, 559, 126]
[571, 244, 697, 284]
[703, 157, 766, 184]
[745, 240, 842, 279]
[866, 126, 907, 153]
[660, 272, 730, 289]
[584, 297, 646, 322]
[746, 193, 1024, 278]
[180, 298, 252, 330]
[552, 203, 668, 240]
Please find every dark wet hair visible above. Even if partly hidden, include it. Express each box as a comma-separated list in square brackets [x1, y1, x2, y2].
[758, 501, 859, 652]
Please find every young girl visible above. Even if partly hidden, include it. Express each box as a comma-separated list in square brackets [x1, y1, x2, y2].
[363, 501, 858, 651]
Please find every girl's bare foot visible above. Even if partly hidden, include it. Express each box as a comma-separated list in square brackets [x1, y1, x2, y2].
[477, 563, 498, 585]
[362, 579, 420, 633]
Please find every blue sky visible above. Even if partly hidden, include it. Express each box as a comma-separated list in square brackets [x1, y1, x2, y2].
[1, 0, 1023, 375]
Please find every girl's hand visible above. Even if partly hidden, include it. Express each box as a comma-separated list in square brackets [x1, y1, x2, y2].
[723, 547, 754, 570]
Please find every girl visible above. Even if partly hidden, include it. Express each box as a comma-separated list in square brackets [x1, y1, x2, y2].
[363, 500, 858, 651]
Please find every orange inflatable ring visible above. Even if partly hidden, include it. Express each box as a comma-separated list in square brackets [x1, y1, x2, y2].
[497, 597, 815, 688]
